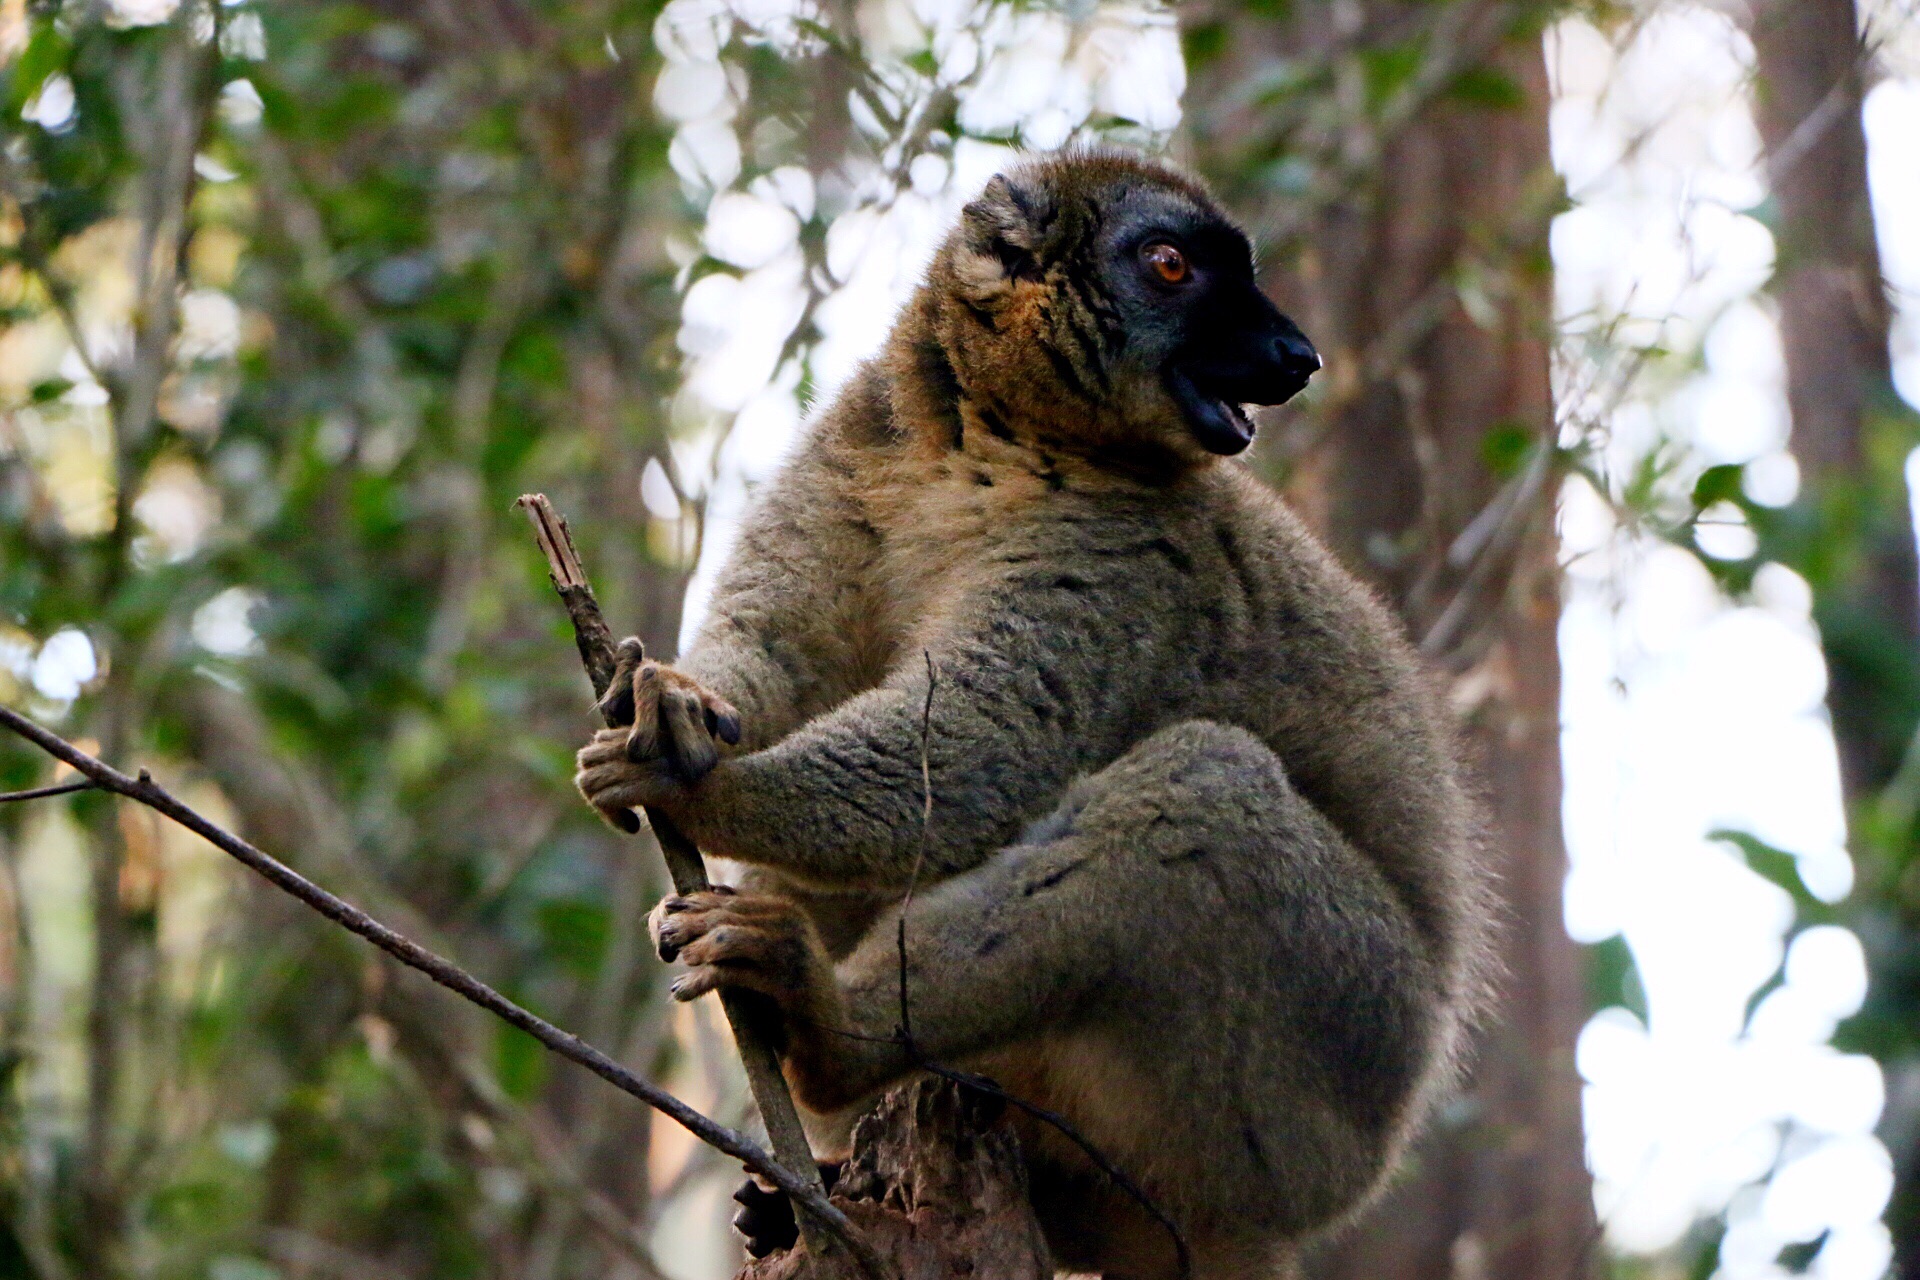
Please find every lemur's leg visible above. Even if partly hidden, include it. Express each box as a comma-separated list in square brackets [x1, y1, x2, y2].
[657, 720, 1435, 1277]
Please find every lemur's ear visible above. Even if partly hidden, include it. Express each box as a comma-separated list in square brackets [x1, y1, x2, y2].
[954, 174, 1048, 297]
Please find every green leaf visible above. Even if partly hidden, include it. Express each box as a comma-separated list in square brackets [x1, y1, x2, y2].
[1480, 419, 1531, 479]
[1712, 829, 1840, 921]
[1447, 66, 1525, 111]
[1691, 462, 1745, 511]
[1361, 41, 1424, 110]
[1584, 934, 1647, 1020]
[1182, 22, 1227, 70]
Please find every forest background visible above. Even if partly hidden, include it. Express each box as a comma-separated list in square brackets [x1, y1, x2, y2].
[2, 0, 1918, 1278]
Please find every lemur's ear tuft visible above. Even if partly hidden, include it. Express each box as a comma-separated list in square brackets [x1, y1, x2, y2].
[954, 174, 1049, 298]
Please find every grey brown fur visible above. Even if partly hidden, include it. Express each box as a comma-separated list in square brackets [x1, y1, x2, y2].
[576, 148, 1492, 1280]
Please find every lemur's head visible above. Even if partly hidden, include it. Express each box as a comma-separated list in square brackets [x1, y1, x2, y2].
[920, 147, 1318, 462]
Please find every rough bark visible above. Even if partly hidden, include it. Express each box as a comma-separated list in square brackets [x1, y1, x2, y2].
[1186, 6, 1595, 1277]
[739, 1077, 1052, 1280]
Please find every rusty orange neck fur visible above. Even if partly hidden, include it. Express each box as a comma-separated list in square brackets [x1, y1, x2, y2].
[880, 251, 1217, 490]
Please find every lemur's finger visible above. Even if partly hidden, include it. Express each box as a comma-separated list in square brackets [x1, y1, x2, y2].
[575, 731, 645, 832]
[650, 889, 752, 960]
[576, 756, 672, 817]
[668, 966, 725, 1002]
[700, 690, 743, 746]
[624, 662, 663, 762]
[664, 690, 717, 779]
[575, 766, 655, 807]
[661, 899, 789, 940]
[595, 637, 647, 726]
[577, 728, 630, 768]
[676, 922, 794, 971]
[662, 895, 796, 938]
[648, 896, 685, 961]
[655, 888, 739, 916]
[585, 787, 642, 832]
[670, 962, 792, 1004]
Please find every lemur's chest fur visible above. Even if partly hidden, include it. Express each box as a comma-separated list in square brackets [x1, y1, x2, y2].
[849, 418, 1140, 672]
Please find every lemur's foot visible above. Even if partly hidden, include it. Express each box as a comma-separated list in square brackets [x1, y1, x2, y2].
[648, 889, 826, 1009]
[731, 1162, 843, 1258]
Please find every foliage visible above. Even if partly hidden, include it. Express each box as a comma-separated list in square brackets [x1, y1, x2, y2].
[0, 1, 1184, 1276]
[1, 2, 709, 1276]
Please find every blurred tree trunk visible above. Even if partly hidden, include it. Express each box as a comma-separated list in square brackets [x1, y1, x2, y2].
[1184, 5, 1595, 1277]
[1748, 0, 1918, 796]
[1744, 1, 1920, 1274]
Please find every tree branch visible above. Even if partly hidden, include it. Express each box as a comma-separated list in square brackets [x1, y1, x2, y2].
[0, 780, 95, 803]
[0, 703, 868, 1263]
[514, 493, 874, 1276]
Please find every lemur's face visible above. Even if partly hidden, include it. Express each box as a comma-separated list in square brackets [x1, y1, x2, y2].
[1100, 188, 1320, 456]
[944, 155, 1319, 460]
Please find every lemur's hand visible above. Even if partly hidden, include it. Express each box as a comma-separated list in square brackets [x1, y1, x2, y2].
[576, 638, 741, 832]
[596, 637, 742, 776]
[575, 729, 682, 831]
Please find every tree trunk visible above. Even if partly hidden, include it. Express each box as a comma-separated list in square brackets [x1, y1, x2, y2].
[739, 1077, 1052, 1280]
[1745, 1, 1920, 1273]
[1748, 0, 1918, 798]
[1185, 6, 1595, 1276]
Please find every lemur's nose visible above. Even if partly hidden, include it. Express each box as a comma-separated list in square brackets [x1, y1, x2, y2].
[1272, 328, 1321, 382]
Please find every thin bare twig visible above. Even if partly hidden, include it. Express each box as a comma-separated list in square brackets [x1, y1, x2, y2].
[515, 493, 886, 1280]
[1419, 436, 1553, 660]
[0, 780, 95, 804]
[0, 703, 858, 1249]
[893, 651, 938, 1050]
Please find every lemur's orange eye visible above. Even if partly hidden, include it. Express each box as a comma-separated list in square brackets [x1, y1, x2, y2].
[1143, 242, 1189, 284]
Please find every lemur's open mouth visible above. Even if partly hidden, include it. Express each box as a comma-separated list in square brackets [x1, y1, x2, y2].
[1167, 364, 1311, 457]
[1167, 366, 1255, 455]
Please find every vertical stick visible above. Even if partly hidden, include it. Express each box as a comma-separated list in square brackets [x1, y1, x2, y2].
[516, 494, 843, 1264]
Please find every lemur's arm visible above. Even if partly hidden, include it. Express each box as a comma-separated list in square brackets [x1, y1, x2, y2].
[674, 457, 870, 753]
[598, 408, 884, 776]
[580, 554, 1168, 890]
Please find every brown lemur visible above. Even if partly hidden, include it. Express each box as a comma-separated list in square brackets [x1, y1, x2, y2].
[575, 148, 1491, 1280]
